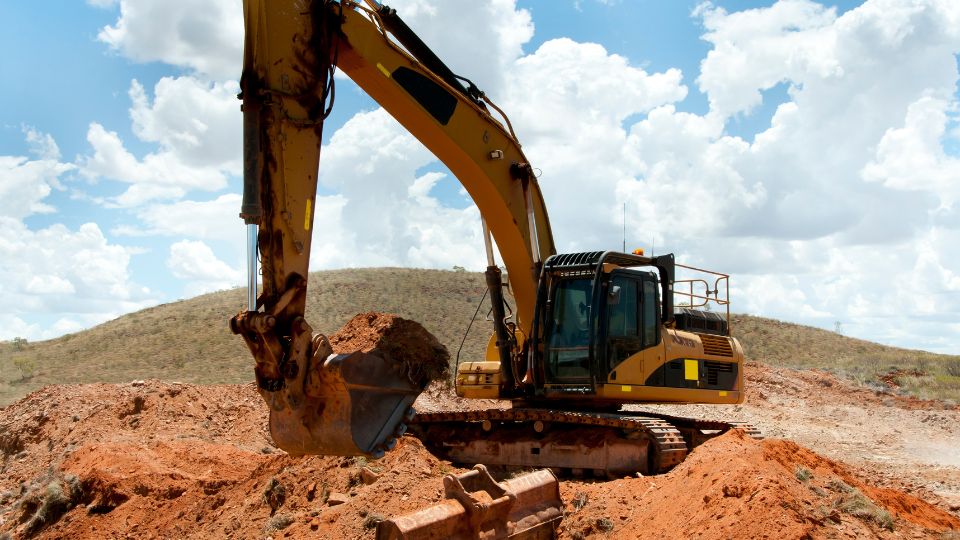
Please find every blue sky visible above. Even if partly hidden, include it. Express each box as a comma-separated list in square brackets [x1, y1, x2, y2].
[2, 0, 960, 353]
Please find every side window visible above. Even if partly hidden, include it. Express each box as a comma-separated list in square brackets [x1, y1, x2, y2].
[606, 276, 640, 369]
[607, 278, 638, 337]
[642, 279, 659, 347]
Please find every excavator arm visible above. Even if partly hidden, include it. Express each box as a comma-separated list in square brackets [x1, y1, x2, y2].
[231, 0, 556, 457]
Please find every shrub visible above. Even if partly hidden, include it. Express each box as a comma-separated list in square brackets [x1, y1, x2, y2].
[572, 492, 589, 511]
[264, 513, 294, 533]
[595, 517, 615, 532]
[12, 356, 36, 380]
[829, 480, 894, 531]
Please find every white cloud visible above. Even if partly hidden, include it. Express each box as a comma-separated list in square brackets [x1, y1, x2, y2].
[0, 218, 154, 339]
[76, 77, 241, 207]
[119, 194, 243, 242]
[862, 95, 960, 209]
[24, 126, 62, 160]
[129, 78, 241, 171]
[389, 0, 534, 95]
[78, 129, 210, 205]
[97, 0, 242, 80]
[167, 240, 242, 296]
[0, 128, 73, 220]
[696, 0, 841, 118]
[0, 130, 156, 342]
[0, 156, 68, 220]
[307, 109, 487, 270]
[505, 38, 687, 139]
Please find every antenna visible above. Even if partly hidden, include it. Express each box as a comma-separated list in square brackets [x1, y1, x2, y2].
[651, 236, 655, 256]
[622, 203, 626, 252]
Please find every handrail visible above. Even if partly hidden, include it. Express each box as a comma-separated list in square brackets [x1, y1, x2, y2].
[673, 263, 732, 334]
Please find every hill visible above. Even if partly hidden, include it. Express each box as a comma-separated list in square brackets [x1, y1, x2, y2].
[2, 268, 958, 406]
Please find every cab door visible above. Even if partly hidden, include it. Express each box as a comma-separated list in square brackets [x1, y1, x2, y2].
[602, 272, 661, 384]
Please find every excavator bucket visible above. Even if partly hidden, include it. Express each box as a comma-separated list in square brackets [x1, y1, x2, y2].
[236, 312, 450, 458]
[376, 465, 563, 540]
[265, 349, 420, 458]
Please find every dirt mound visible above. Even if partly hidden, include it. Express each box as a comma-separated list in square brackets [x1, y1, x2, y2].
[1, 375, 958, 539]
[560, 430, 959, 539]
[330, 312, 450, 387]
[0, 381, 460, 539]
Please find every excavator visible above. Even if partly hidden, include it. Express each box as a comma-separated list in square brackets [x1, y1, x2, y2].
[231, 1, 755, 534]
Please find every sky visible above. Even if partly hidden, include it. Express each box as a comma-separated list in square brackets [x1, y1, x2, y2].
[1, 0, 959, 353]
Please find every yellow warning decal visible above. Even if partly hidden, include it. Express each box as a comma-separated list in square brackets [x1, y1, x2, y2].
[621, 385, 631, 392]
[376, 63, 391, 78]
[719, 391, 728, 397]
[304, 199, 312, 230]
[684, 359, 698, 381]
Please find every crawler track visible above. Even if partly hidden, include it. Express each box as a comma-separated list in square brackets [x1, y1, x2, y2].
[409, 408, 760, 476]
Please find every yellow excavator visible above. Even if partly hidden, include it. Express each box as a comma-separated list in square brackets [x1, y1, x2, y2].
[231, 0, 754, 484]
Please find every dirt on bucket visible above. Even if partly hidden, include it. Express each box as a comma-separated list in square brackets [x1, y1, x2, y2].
[329, 312, 450, 388]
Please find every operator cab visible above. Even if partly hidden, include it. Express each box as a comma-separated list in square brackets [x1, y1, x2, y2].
[542, 267, 661, 387]
[535, 250, 676, 393]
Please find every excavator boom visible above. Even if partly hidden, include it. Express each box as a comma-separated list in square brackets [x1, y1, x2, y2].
[231, 0, 556, 458]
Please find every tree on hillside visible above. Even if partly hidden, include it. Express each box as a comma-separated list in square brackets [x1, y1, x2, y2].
[13, 337, 27, 351]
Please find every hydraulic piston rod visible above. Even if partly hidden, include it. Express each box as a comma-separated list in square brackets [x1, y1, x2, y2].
[246, 224, 258, 311]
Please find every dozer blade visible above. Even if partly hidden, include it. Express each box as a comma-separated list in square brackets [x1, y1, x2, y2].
[376, 465, 563, 540]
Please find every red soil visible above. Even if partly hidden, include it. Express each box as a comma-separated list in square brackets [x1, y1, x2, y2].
[0, 376, 957, 538]
[329, 312, 450, 386]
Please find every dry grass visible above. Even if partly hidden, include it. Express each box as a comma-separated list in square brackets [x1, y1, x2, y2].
[0, 268, 956, 406]
[0, 268, 491, 406]
[732, 314, 960, 401]
[827, 479, 894, 531]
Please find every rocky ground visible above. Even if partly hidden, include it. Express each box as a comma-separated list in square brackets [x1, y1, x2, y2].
[0, 363, 958, 539]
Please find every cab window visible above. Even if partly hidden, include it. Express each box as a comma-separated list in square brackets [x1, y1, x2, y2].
[606, 276, 641, 369]
[545, 278, 592, 380]
[643, 279, 659, 347]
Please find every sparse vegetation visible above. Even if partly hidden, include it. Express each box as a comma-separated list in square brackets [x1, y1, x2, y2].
[827, 479, 894, 531]
[264, 513, 294, 533]
[572, 491, 589, 511]
[12, 356, 36, 381]
[595, 517, 615, 532]
[17, 475, 83, 535]
[795, 466, 813, 483]
[262, 477, 286, 515]
[0, 268, 491, 406]
[0, 268, 956, 406]
[732, 314, 960, 401]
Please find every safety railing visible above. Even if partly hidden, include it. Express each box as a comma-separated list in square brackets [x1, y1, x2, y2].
[673, 263, 732, 332]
